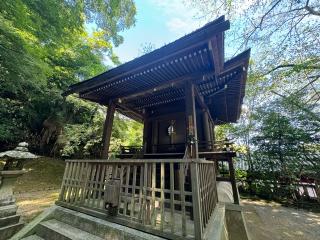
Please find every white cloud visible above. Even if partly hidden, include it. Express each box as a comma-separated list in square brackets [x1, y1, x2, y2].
[149, 0, 204, 36]
[166, 17, 199, 35]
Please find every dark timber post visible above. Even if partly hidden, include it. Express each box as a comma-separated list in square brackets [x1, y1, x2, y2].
[185, 81, 198, 158]
[209, 119, 215, 150]
[142, 110, 149, 154]
[185, 81, 202, 239]
[142, 121, 148, 154]
[101, 100, 116, 159]
[203, 110, 211, 150]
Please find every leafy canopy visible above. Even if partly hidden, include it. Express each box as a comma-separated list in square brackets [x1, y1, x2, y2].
[0, 0, 136, 153]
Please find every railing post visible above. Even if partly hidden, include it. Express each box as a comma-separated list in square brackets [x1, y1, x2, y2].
[190, 160, 202, 239]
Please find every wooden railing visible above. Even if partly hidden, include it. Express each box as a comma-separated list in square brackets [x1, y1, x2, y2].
[118, 140, 234, 156]
[56, 159, 218, 240]
[212, 140, 234, 152]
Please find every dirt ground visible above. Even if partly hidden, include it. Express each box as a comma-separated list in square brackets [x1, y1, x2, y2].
[14, 158, 65, 193]
[242, 199, 320, 240]
[15, 189, 59, 223]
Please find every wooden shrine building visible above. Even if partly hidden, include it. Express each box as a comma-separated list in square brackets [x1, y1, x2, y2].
[59, 16, 250, 240]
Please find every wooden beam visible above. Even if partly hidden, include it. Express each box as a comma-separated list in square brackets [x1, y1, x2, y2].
[101, 100, 116, 159]
[115, 102, 144, 121]
[64, 19, 229, 96]
[207, 84, 228, 98]
[217, 32, 225, 67]
[208, 35, 223, 75]
[194, 85, 214, 124]
[194, 85, 216, 150]
[223, 49, 250, 71]
[185, 81, 198, 158]
[121, 71, 213, 103]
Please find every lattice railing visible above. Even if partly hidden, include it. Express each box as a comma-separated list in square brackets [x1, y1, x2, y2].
[57, 159, 218, 240]
[197, 162, 219, 233]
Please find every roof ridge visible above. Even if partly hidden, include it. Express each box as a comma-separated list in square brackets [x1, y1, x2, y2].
[63, 15, 228, 96]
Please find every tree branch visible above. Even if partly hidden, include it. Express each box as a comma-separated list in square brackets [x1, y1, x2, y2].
[305, 0, 320, 16]
[271, 90, 320, 122]
[257, 0, 282, 29]
[305, 6, 320, 16]
[265, 64, 320, 75]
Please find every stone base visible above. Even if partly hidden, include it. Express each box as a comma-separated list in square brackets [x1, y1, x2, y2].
[0, 204, 24, 240]
[0, 170, 25, 207]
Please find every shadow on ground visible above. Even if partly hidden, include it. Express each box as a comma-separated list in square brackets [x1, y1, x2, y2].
[242, 199, 320, 240]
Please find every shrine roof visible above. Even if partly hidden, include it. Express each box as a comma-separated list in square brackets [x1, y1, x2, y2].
[63, 16, 250, 124]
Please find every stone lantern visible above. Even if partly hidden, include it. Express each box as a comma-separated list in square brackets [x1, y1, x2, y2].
[0, 142, 39, 239]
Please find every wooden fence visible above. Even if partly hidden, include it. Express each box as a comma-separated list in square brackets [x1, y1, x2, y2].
[56, 159, 218, 240]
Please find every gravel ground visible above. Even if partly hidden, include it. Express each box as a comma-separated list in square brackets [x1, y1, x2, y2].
[242, 199, 320, 240]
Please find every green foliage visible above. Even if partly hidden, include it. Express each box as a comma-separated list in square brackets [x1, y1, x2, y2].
[232, 93, 320, 201]
[251, 94, 319, 176]
[60, 112, 142, 159]
[214, 124, 232, 141]
[0, 0, 136, 154]
[235, 169, 247, 181]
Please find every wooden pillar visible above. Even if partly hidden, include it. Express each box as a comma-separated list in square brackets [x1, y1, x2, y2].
[185, 81, 198, 159]
[101, 100, 116, 159]
[185, 82, 202, 238]
[185, 81, 202, 237]
[143, 118, 149, 154]
[209, 119, 215, 150]
[152, 120, 158, 153]
[202, 110, 211, 150]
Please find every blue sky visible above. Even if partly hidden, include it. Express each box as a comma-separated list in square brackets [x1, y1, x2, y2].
[110, 0, 252, 65]
[113, 0, 207, 64]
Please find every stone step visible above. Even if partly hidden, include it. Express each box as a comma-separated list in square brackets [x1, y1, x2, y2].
[52, 206, 164, 239]
[20, 235, 45, 240]
[0, 222, 24, 240]
[0, 204, 17, 218]
[0, 214, 20, 227]
[36, 219, 103, 240]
